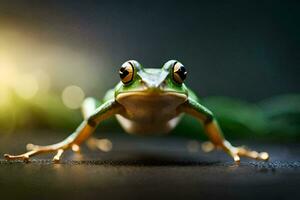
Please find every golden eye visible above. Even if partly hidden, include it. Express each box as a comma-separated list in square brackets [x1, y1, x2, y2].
[119, 62, 134, 84]
[172, 62, 187, 84]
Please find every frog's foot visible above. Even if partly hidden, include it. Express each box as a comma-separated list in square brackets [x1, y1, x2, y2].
[202, 141, 269, 163]
[86, 137, 113, 152]
[4, 143, 80, 163]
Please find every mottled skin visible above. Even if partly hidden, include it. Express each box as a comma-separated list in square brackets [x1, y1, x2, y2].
[4, 60, 269, 163]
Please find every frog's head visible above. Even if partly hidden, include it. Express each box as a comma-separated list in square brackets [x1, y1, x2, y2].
[115, 60, 189, 99]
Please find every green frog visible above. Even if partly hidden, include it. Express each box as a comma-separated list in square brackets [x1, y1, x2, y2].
[4, 60, 269, 163]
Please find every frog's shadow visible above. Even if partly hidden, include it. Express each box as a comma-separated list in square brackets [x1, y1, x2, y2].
[67, 152, 222, 166]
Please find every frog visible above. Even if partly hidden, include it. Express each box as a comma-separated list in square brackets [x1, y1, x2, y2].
[4, 60, 269, 163]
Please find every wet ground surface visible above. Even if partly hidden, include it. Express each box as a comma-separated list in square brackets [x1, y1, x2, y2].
[0, 132, 299, 200]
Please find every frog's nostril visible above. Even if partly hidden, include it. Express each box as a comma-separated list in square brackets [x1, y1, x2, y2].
[146, 82, 165, 90]
[142, 78, 166, 89]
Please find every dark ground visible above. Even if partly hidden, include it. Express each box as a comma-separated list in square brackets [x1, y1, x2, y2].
[0, 132, 299, 200]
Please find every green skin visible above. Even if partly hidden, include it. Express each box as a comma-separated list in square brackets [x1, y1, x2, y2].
[4, 60, 269, 163]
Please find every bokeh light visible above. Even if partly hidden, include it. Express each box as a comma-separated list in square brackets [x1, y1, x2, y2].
[96, 139, 113, 152]
[14, 73, 39, 100]
[62, 85, 85, 109]
[86, 137, 113, 152]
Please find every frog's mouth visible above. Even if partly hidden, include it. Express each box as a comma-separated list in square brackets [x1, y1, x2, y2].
[116, 90, 188, 105]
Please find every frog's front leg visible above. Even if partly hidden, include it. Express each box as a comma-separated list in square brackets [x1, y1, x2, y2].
[81, 97, 113, 152]
[178, 98, 269, 163]
[4, 99, 123, 163]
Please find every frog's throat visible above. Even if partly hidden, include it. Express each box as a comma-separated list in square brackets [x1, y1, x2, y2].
[115, 91, 188, 135]
[115, 91, 188, 102]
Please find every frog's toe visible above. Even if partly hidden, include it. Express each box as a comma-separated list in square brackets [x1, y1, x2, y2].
[233, 154, 240, 163]
[4, 153, 30, 162]
[52, 149, 64, 163]
[236, 146, 269, 161]
[4, 142, 72, 163]
[258, 152, 269, 160]
[226, 148, 241, 163]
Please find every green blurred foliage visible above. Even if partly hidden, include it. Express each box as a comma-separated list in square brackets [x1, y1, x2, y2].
[0, 92, 299, 141]
[174, 95, 300, 141]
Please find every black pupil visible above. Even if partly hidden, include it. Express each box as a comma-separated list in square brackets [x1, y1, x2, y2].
[119, 67, 129, 79]
[176, 66, 187, 81]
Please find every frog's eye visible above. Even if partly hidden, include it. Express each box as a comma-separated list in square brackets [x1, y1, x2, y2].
[119, 61, 135, 84]
[172, 62, 187, 84]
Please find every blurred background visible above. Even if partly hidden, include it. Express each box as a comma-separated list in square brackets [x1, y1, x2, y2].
[0, 0, 299, 140]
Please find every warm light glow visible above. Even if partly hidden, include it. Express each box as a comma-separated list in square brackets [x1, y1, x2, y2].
[201, 141, 215, 152]
[96, 139, 113, 152]
[71, 144, 80, 152]
[0, 64, 17, 86]
[86, 137, 113, 152]
[14, 74, 39, 100]
[0, 58, 16, 106]
[0, 87, 11, 107]
[62, 85, 85, 109]
[0, 27, 107, 104]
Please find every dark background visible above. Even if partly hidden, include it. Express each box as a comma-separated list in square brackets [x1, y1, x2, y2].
[1, 0, 299, 101]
